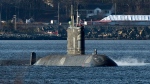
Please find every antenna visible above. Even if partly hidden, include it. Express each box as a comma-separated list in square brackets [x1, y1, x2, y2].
[71, 5, 74, 27]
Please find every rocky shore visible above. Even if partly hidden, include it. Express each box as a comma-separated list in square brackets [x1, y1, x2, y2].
[0, 34, 66, 40]
[1, 24, 150, 40]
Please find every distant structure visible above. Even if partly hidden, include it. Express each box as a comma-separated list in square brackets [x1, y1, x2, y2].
[13, 15, 17, 30]
[26, 18, 34, 24]
[100, 15, 150, 26]
[78, 3, 114, 19]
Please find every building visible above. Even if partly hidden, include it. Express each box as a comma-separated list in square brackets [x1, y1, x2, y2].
[78, 3, 114, 20]
[99, 15, 150, 26]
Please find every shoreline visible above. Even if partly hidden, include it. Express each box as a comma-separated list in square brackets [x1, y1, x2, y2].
[0, 38, 148, 40]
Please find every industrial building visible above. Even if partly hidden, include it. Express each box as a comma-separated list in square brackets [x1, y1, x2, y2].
[99, 15, 150, 26]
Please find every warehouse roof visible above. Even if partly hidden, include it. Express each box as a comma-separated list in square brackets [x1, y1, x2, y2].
[101, 15, 150, 21]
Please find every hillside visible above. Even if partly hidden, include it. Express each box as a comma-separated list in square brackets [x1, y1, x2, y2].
[0, 0, 150, 22]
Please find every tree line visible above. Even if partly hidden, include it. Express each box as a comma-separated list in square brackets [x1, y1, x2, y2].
[0, 0, 150, 22]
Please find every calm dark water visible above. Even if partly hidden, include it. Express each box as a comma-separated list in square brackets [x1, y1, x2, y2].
[0, 40, 150, 84]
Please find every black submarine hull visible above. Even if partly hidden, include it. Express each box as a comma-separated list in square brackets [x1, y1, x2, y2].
[34, 55, 117, 67]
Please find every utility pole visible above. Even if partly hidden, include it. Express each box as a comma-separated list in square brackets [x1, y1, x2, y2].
[76, 2, 79, 27]
[115, 2, 117, 15]
[112, 0, 117, 15]
[0, 10, 1, 29]
[5, 6, 7, 21]
[18, 1, 20, 18]
[13, 15, 17, 30]
[58, 2, 60, 24]
[0, 4, 2, 29]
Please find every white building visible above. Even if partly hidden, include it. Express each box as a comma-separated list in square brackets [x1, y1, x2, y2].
[99, 15, 150, 26]
[78, 3, 114, 19]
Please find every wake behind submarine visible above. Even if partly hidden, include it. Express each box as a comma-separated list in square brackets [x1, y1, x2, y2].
[31, 5, 117, 67]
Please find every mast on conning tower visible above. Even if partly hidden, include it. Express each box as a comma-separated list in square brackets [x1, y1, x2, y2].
[67, 5, 85, 55]
[71, 5, 74, 27]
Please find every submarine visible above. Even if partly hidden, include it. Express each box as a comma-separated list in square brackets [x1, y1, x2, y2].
[32, 5, 117, 67]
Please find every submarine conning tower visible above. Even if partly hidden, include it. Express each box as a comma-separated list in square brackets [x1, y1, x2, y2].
[67, 26, 85, 55]
[67, 5, 85, 55]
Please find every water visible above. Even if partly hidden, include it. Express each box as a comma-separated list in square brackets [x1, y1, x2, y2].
[0, 40, 150, 84]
